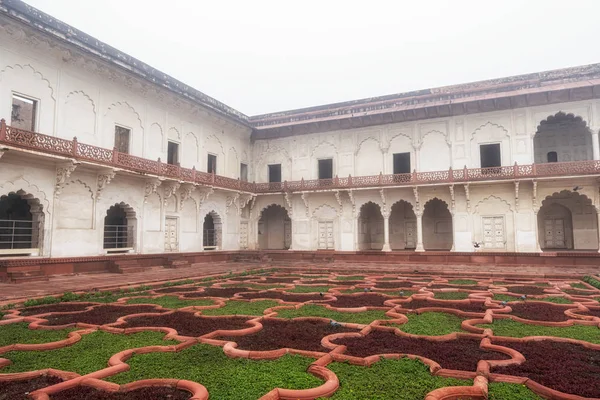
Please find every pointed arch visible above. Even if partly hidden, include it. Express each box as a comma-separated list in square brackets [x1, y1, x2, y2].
[258, 204, 291, 250]
[470, 122, 509, 140]
[0, 64, 55, 100]
[105, 101, 143, 129]
[0, 188, 45, 253]
[203, 209, 221, 249]
[422, 197, 452, 251]
[357, 201, 384, 251]
[474, 194, 513, 213]
[534, 112, 592, 163]
[389, 199, 417, 250]
[103, 202, 136, 250]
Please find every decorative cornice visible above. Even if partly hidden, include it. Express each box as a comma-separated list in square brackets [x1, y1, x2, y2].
[96, 169, 116, 201]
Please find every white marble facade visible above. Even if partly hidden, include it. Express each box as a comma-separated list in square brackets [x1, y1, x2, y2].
[2, 9, 600, 258]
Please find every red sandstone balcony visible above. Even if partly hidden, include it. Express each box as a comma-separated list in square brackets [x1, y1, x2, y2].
[2, 119, 600, 195]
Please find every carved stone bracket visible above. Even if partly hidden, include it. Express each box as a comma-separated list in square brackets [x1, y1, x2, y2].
[144, 178, 163, 203]
[55, 161, 78, 197]
[163, 181, 181, 205]
[238, 193, 255, 216]
[463, 183, 471, 213]
[179, 183, 197, 208]
[347, 190, 356, 216]
[197, 186, 214, 207]
[334, 190, 343, 213]
[301, 192, 310, 217]
[226, 192, 240, 214]
[532, 180, 538, 212]
[412, 186, 421, 216]
[249, 195, 258, 216]
[514, 181, 520, 210]
[284, 192, 293, 217]
[448, 184, 456, 212]
[96, 169, 116, 201]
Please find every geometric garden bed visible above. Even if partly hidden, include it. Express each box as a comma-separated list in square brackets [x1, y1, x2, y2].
[1, 269, 599, 399]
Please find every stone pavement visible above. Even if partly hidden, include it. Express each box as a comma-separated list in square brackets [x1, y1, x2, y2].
[0, 263, 255, 303]
[0, 260, 597, 304]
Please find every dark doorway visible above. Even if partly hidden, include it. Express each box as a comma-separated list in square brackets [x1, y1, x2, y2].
[393, 153, 411, 174]
[547, 151, 558, 163]
[114, 126, 130, 154]
[240, 163, 248, 182]
[318, 159, 333, 180]
[207, 154, 217, 174]
[0, 193, 34, 250]
[167, 141, 179, 165]
[104, 205, 129, 249]
[480, 143, 501, 168]
[268, 164, 282, 183]
[203, 213, 216, 250]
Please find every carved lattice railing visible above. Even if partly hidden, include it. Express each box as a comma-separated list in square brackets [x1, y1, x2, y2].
[2, 119, 600, 195]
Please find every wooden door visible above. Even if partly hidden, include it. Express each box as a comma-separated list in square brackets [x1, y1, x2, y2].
[483, 216, 505, 249]
[164, 217, 178, 252]
[239, 221, 248, 249]
[544, 218, 565, 248]
[404, 221, 416, 249]
[318, 221, 334, 249]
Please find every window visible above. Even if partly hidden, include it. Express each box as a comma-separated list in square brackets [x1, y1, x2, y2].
[393, 153, 411, 174]
[207, 154, 217, 174]
[11, 94, 37, 131]
[167, 141, 179, 165]
[268, 164, 282, 183]
[480, 143, 501, 168]
[547, 151, 558, 163]
[114, 126, 130, 154]
[318, 159, 333, 180]
[240, 163, 248, 182]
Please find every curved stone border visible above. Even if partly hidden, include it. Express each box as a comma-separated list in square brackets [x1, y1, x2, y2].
[29, 377, 209, 400]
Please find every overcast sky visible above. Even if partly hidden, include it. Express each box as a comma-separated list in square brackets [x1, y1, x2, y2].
[24, 0, 600, 116]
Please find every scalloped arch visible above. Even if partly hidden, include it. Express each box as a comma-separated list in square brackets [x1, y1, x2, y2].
[202, 209, 222, 224]
[541, 190, 593, 208]
[390, 199, 416, 212]
[107, 202, 137, 219]
[64, 179, 94, 200]
[312, 203, 338, 218]
[358, 200, 383, 217]
[205, 134, 225, 156]
[201, 201, 225, 219]
[0, 63, 55, 100]
[105, 101, 143, 129]
[65, 90, 96, 112]
[537, 111, 589, 132]
[420, 130, 449, 145]
[258, 203, 289, 218]
[470, 122, 509, 140]
[388, 132, 414, 148]
[311, 140, 337, 157]
[0, 177, 50, 215]
[423, 197, 451, 210]
[356, 136, 381, 155]
[474, 194, 512, 213]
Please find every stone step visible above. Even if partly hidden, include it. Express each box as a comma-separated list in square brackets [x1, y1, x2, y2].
[165, 260, 190, 269]
[6, 265, 43, 273]
[10, 274, 49, 283]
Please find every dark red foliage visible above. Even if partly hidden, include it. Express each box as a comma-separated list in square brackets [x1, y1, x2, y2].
[333, 330, 509, 371]
[257, 277, 298, 283]
[183, 287, 254, 298]
[506, 286, 547, 295]
[508, 302, 569, 322]
[50, 386, 191, 399]
[153, 286, 200, 293]
[398, 299, 488, 313]
[327, 294, 395, 308]
[375, 281, 420, 289]
[575, 308, 600, 318]
[564, 289, 597, 296]
[238, 291, 326, 302]
[0, 375, 63, 400]
[492, 339, 600, 398]
[19, 302, 95, 316]
[300, 280, 333, 284]
[120, 311, 251, 336]
[40, 305, 168, 326]
[429, 284, 489, 291]
[217, 318, 359, 352]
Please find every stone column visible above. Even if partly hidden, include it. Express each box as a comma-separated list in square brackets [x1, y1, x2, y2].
[450, 212, 456, 251]
[596, 209, 600, 253]
[382, 214, 391, 252]
[415, 212, 425, 252]
[592, 130, 600, 161]
[533, 210, 542, 252]
[355, 216, 360, 251]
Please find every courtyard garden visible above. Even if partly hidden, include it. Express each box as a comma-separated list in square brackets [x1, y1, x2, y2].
[0, 269, 599, 399]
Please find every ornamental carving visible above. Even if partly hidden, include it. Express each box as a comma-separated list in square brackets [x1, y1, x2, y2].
[96, 169, 116, 201]
[284, 192, 293, 217]
[144, 178, 162, 203]
[226, 193, 240, 215]
[301, 192, 310, 217]
[463, 184, 471, 213]
[162, 181, 181, 205]
[55, 161, 78, 197]
[238, 194, 255, 216]
[197, 187, 214, 207]
[179, 183, 197, 208]
[334, 190, 343, 213]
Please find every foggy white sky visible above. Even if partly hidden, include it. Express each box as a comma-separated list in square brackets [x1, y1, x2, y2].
[23, 0, 600, 116]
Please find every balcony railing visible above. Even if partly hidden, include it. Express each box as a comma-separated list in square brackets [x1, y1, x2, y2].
[2, 119, 600, 195]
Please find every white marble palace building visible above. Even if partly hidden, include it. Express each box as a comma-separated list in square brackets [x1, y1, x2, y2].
[2, 0, 600, 258]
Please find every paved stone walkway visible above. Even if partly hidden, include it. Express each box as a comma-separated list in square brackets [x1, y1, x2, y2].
[1, 261, 596, 304]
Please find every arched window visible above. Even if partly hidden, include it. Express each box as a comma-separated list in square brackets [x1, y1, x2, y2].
[104, 204, 133, 250]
